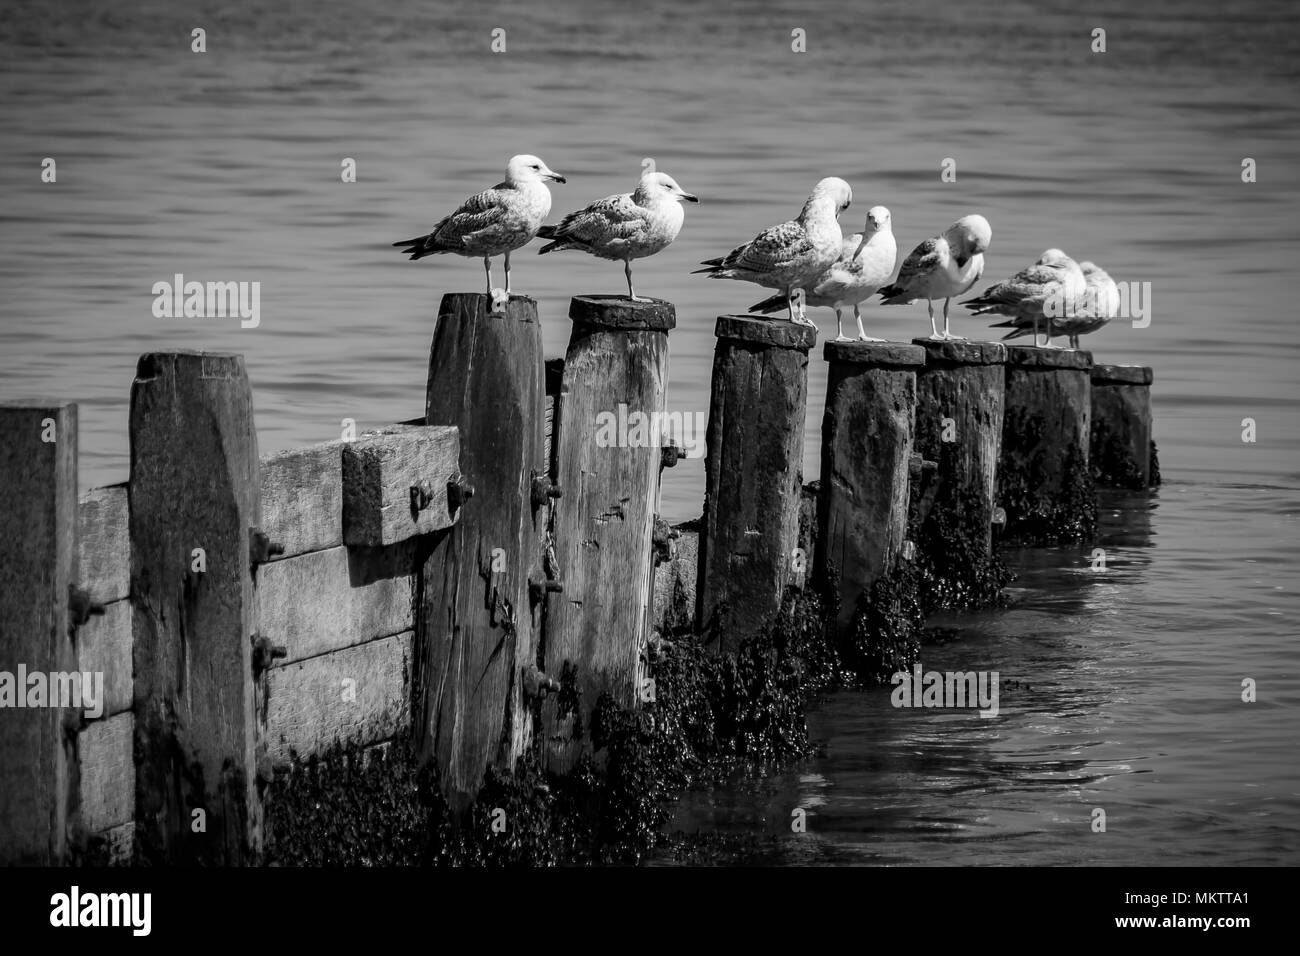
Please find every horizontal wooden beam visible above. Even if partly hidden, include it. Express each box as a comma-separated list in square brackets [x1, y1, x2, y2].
[255, 542, 417, 664]
[342, 425, 460, 546]
[264, 631, 413, 763]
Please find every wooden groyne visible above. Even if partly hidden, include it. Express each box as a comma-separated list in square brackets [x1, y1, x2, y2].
[0, 294, 1158, 865]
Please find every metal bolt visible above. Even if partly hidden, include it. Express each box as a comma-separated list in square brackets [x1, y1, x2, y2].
[249, 527, 285, 565]
[410, 481, 435, 512]
[522, 665, 562, 700]
[992, 506, 1007, 527]
[447, 475, 475, 512]
[660, 443, 680, 469]
[251, 633, 288, 677]
[530, 473, 563, 510]
[68, 585, 105, 628]
[528, 578, 563, 603]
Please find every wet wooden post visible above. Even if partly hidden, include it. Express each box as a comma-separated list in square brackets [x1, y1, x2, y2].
[697, 316, 817, 652]
[129, 352, 261, 864]
[0, 402, 79, 865]
[910, 340, 1008, 605]
[541, 295, 673, 773]
[420, 293, 545, 813]
[998, 347, 1096, 541]
[1090, 364, 1155, 489]
[817, 343, 926, 635]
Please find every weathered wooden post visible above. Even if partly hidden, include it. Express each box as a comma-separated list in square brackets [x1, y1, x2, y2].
[541, 295, 672, 773]
[817, 342, 926, 635]
[696, 315, 816, 653]
[909, 340, 1008, 606]
[420, 293, 545, 813]
[998, 347, 1096, 541]
[129, 352, 261, 864]
[1090, 364, 1155, 489]
[0, 401, 79, 864]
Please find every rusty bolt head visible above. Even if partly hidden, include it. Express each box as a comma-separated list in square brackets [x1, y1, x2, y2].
[447, 475, 475, 511]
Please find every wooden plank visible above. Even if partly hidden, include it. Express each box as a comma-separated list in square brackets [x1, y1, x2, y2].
[696, 316, 816, 652]
[342, 424, 460, 546]
[256, 543, 416, 664]
[542, 296, 674, 772]
[420, 293, 546, 814]
[264, 631, 413, 763]
[76, 598, 131, 718]
[817, 342, 925, 635]
[0, 400, 78, 865]
[79, 712, 134, 832]
[77, 484, 129, 604]
[130, 350, 260, 864]
[260, 441, 345, 560]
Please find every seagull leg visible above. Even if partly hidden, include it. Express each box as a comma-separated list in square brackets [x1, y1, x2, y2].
[1032, 315, 1041, 347]
[1041, 313, 1060, 349]
[487, 256, 508, 312]
[834, 308, 850, 342]
[855, 304, 885, 342]
[1070, 334, 1080, 349]
[625, 260, 648, 303]
[942, 298, 966, 340]
[504, 250, 512, 294]
[927, 300, 942, 339]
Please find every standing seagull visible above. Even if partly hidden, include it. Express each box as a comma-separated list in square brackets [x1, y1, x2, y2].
[964, 248, 1086, 348]
[1060, 262, 1119, 349]
[749, 206, 897, 341]
[536, 169, 698, 302]
[878, 215, 993, 340]
[695, 177, 852, 327]
[392, 154, 565, 308]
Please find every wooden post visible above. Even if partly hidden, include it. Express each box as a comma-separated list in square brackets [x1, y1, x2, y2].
[1090, 364, 1154, 489]
[910, 340, 1007, 604]
[998, 347, 1096, 542]
[697, 315, 816, 653]
[129, 352, 261, 864]
[540, 295, 673, 773]
[0, 402, 78, 864]
[817, 342, 926, 635]
[420, 293, 545, 813]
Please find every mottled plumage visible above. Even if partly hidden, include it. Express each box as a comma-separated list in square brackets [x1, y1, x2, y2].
[750, 206, 896, 340]
[393, 154, 565, 302]
[967, 248, 1086, 347]
[696, 177, 853, 326]
[878, 214, 992, 339]
[997, 261, 1119, 348]
[537, 171, 698, 301]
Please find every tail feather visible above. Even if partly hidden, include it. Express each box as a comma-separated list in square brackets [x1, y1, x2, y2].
[877, 283, 909, 303]
[537, 225, 559, 240]
[749, 293, 789, 314]
[392, 235, 447, 261]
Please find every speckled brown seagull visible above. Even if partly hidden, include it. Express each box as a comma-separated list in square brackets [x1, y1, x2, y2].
[393, 154, 565, 307]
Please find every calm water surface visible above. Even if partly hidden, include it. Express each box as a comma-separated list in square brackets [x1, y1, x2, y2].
[2, 0, 1297, 864]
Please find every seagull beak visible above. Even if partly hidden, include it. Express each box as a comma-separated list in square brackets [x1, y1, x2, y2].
[546, 170, 566, 184]
[681, 192, 700, 203]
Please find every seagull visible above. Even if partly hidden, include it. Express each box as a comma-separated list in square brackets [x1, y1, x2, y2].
[749, 205, 896, 341]
[536, 169, 698, 302]
[392, 154, 565, 309]
[878, 214, 992, 340]
[965, 248, 1086, 348]
[1060, 262, 1119, 348]
[695, 177, 852, 327]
